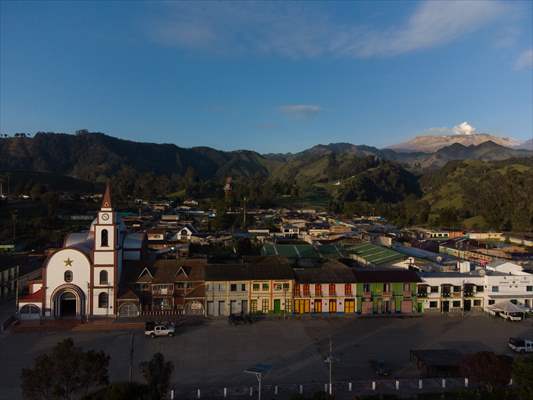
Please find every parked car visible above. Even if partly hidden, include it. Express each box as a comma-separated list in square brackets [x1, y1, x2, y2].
[500, 312, 524, 321]
[228, 313, 253, 325]
[508, 337, 533, 353]
[145, 322, 175, 338]
[369, 359, 391, 377]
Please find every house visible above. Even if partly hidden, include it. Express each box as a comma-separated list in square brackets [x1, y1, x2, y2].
[126, 258, 206, 316]
[417, 272, 485, 313]
[248, 257, 295, 314]
[174, 225, 198, 241]
[417, 262, 533, 313]
[204, 257, 295, 316]
[352, 269, 421, 314]
[205, 264, 251, 316]
[293, 260, 357, 314]
[147, 229, 166, 242]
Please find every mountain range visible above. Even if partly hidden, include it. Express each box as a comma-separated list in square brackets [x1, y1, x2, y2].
[1, 131, 532, 186]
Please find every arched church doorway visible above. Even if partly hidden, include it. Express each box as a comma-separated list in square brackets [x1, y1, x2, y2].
[52, 285, 84, 319]
[60, 292, 77, 317]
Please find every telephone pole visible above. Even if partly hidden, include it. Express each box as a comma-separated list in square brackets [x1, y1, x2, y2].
[324, 336, 335, 396]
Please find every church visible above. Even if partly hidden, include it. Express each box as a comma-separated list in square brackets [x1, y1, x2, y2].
[17, 184, 146, 319]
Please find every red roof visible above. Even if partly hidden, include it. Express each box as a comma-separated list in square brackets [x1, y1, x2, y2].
[19, 288, 43, 303]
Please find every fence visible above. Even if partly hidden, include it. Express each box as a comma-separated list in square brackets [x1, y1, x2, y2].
[170, 377, 493, 399]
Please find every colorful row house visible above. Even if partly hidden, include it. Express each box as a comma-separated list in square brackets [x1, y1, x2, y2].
[204, 257, 294, 316]
[353, 269, 422, 315]
[293, 261, 357, 314]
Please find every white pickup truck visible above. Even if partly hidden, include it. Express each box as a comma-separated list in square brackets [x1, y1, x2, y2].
[145, 322, 175, 338]
[508, 337, 533, 353]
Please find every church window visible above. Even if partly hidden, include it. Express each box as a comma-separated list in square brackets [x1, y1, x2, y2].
[98, 292, 109, 308]
[64, 270, 73, 282]
[100, 270, 108, 284]
[101, 229, 109, 247]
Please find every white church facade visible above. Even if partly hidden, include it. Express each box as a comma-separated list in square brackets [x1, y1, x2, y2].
[18, 184, 146, 319]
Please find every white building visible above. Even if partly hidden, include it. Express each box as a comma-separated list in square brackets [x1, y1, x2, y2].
[418, 262, 533, 313]
[18, 184, 146, 320]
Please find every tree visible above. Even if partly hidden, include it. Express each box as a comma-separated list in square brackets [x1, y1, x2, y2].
[459, 352, 512, 392]
[513, 355, 533, 400]
[140, 353, 174, 400]
[21, 338, 110, 400]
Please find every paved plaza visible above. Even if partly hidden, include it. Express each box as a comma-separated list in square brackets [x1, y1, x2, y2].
[1, 314, 532, 399]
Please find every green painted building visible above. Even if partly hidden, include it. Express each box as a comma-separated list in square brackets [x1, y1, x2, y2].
[352, 269, 421, 314]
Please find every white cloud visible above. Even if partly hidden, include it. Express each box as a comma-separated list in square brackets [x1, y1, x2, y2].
[453, 122, 477, 135]
[514, 49, 533, 70]
[280, 104, 321, 118]
[425, 121, 478, 136]
[149, 0, 508, 58]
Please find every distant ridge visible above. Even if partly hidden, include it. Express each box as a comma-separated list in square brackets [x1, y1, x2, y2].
[389, 133, 521, 153]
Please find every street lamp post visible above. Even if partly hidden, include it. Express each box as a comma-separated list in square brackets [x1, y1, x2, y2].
[244, 364, 272, 400]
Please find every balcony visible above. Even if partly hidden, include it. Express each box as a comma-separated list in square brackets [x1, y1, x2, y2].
[382, 291, 392, 298]
[417, 291, 428, 298]
[441, 292, 451, 298]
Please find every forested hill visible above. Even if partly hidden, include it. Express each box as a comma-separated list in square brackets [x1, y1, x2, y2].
[3, 131, 532, 183]
[0, 130, 276, 181]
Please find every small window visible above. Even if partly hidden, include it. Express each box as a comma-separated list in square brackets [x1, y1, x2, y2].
[527, 286, 533, 292]
[492, 286, 499, 292]
[176, 282, 184, 288]
[452, 301, 461, 307]
[230, 284, 237, 292]
[383, 283, 390, 292]
[99, 270, 108, 285]
[283, 283, 290, 289]
[253, 283, 260, 291]
[64, 270, 73, 282]
[98, 292, 109, 308]
[453, 286, 461, 292]
[329, 283, 336, 296]
[488, 299, 495, 305]
[476, 285, 484, 292]
[262, 283, 269, 291]
[474, 300, 481, 306]
[101, 229, 109, 247]
[274, 283, 283, 291]
[241, 284, 246, 291]
[186, 282, 193, 289]
[345, 284, 352, 295]
[363, 283, 370, 293]
[429, 301, 438, 308]
[430, 286, 439, 293]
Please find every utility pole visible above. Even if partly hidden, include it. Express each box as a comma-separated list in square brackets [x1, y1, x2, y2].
[129, 332, 135, 382]
[324, 336, 335, 396]
[243, 196, 247, 228]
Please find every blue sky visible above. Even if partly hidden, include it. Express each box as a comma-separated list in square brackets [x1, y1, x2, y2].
[1, 0, 532, 153]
